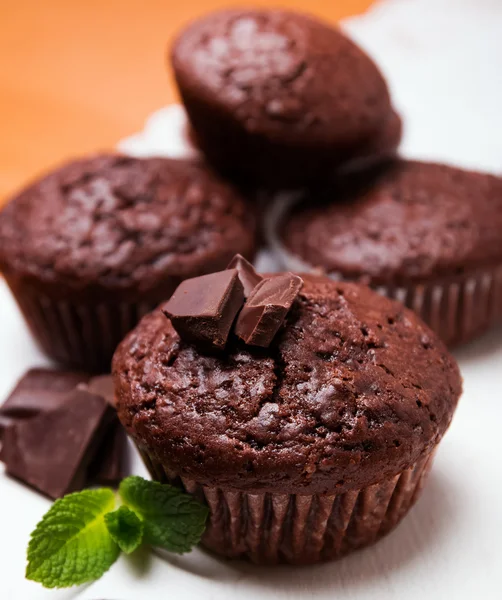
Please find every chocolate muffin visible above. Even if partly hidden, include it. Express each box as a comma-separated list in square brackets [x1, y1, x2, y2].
[272, 160, 502, 346]
[113, 273, 462, 564]
[171, 9, 401, 187]
[0, 154, 256, 372]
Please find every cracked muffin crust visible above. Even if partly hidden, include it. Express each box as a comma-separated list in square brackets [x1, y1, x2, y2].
[0, 154, 256, 371]
[171, 9, 401, 187]
[113, 276, 461, 495]
[0, 154, 256, 302]
[275, 161, 502, 346]
[281, 161, 502, 285]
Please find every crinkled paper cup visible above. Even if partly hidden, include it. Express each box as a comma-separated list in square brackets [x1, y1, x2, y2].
[4, 276, 156, 373]
[138, 445, 434, 565]
[266, 194, 502, 347]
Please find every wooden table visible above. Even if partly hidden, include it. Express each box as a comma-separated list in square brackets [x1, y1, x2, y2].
[0, 1, 373, 203]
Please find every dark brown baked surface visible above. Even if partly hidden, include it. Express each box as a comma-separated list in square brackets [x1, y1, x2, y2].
[172, 9, 400, 186]
[281, 160, 502, 284]
[113, 276, 461, 494]
[0, 154, 256, 301]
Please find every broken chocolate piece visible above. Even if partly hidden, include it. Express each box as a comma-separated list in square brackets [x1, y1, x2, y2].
[0, 368, 90, 419]
[2, 388, 113, 499]
[235, 273, 303, 347]
[78, 375, 125, 485]
[82, 374, 115, 407]
[0, 390, 65, 420]
[86, 420, 128, 486]
[162, 269, 245, 349]
[0, 369, 89, 461]
[0, 368, 128, 493]
[11, 368, 90, 394]
[0, 368, 91, 463]
[226, 254, 263, 298]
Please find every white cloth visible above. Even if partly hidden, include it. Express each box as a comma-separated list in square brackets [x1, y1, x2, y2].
[2, 1, 502, 598]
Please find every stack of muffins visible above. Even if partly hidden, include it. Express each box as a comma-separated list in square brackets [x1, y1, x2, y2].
[3, 6, 500, 564]
[170, 8, 502, 348]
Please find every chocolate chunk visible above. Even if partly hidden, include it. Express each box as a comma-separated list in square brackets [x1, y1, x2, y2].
[235, 273, 303, 347]
[226, 254, 263, 297]
[2, 388, 113, 499]
[86, 420, 127, 486]
[0, 368, 90, 419]
[0, 368, 91, 464]
[0, 390, 63, 419]
[12, 368, 90, 394]
[79, 375, 125, 486]
[163, 269, 245, 349]
[0, 369, 127, 494]
[82, 375, 115, 407]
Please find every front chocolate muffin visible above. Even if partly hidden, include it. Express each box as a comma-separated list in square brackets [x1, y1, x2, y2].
[113, 273, 461, 564]
[273, 160, 502, 346]
[0, 154, 256, 372]
[171, 9, 401, 187]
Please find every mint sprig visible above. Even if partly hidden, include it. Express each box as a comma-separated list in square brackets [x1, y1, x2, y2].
[119, 476, 209, 554]
[26, 488, 119, 588]
[26, 476, 208, 589]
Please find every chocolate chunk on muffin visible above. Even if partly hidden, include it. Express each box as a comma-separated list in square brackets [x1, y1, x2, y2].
[0, 154, 257, 371]
[171, 8, 401, 187]
[272, 160, 502, 346]
[113, 272, 461, 564]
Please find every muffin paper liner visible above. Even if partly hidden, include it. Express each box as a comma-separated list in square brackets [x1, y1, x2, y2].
[138, 445, 434, 564]
[266, 194, 502, 347]
[4, 277, 155, 372]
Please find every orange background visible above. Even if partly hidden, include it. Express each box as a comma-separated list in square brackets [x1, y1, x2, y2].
[0, 1, 373, 203]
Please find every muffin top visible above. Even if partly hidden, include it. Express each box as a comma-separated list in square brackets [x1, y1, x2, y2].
[172, 9, 396, 149]
[281, 161, 502, 285]
[0, 155, 255, 298]
[113, 275, 461, 494]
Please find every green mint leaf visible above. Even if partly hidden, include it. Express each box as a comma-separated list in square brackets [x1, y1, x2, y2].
[26, 488, 119, 589]
[105, 506, 144, 554]
[119, 476, 208, 554]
